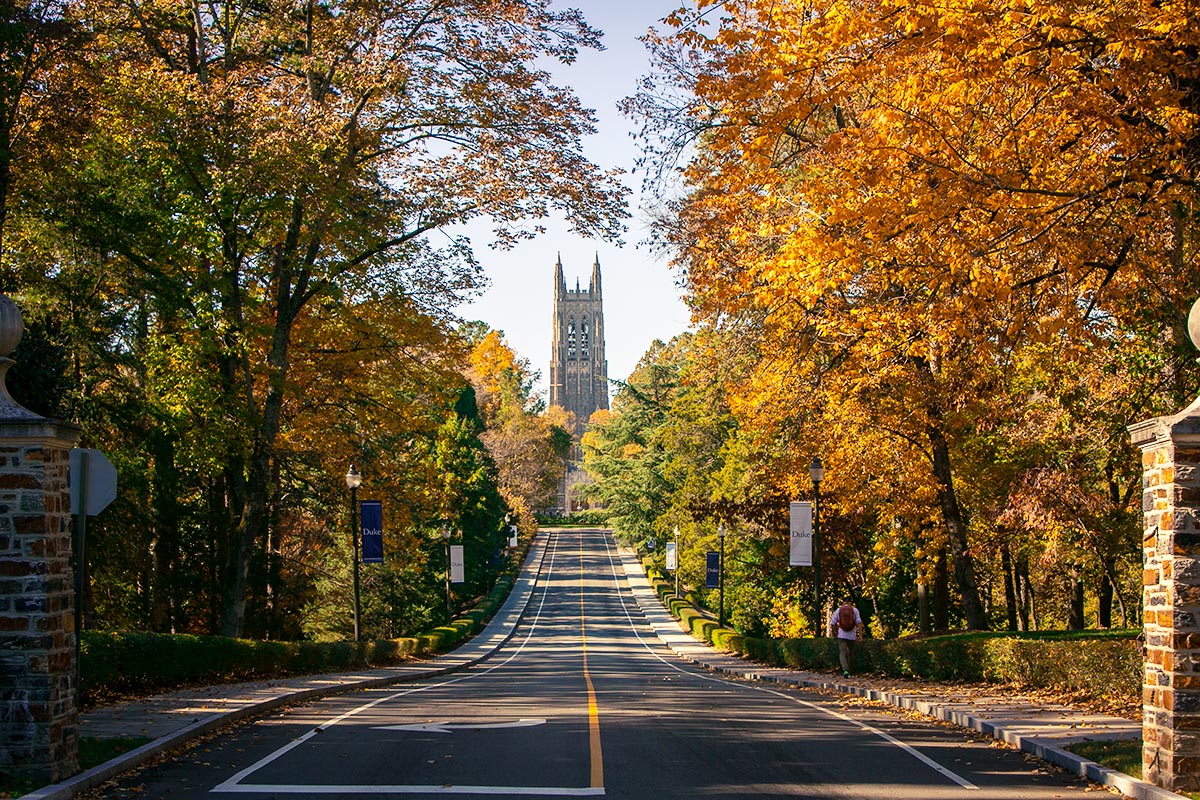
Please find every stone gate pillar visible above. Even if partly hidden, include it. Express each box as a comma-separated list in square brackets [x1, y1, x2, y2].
[1128, 298, 1200, 793]
[1132, 407, 1200, 792]
[0, 296, 80, 783]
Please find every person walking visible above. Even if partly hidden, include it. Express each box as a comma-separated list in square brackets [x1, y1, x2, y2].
[829, 597, 863, 678]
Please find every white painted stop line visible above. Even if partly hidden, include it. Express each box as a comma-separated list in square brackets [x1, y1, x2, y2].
[375, 718, 547, 733]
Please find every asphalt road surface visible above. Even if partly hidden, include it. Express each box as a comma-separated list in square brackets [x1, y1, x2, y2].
[90, 528, 1101, 799]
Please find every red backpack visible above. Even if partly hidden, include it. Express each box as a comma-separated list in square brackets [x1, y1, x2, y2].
[837, 603, 856, 632]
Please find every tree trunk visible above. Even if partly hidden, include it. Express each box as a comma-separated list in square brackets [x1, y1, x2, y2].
[217, 200, 312, 638]
[266, 457, 284, 640]
[148, 431, 182, 633]
[926, 419, 990, 630]
[1016, 555, 1035, 631]
[219, 467, 250, 637]
[918, 582, 931, 634]
[207, 478, 224, 634]
[1001, 541, 1018, 632]
[934, 547, 950, 631]
[1069, 564, 1085, 630]
[1098, 557, 1114, 629]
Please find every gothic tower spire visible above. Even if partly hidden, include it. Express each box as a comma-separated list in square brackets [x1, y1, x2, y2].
[548, 255, 609, 435]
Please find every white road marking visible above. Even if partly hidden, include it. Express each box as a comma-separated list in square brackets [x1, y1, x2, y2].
[599, 534, 981, 792]
[374, 718, 547, 733]
[213, 783, 603, 795]
[212, 536, 601, 796]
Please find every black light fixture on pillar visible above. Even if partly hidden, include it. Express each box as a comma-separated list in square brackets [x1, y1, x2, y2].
[345, 464, 363, 643]
[809, 456, 825, 637]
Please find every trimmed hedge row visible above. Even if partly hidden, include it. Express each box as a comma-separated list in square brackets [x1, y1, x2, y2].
[534, 509, 610, 527]
[81, 573, 517, 703]
[641, 557, 1140, 701]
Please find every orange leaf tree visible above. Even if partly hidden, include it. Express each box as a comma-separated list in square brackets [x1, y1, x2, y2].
[626, 0, 1200, 630]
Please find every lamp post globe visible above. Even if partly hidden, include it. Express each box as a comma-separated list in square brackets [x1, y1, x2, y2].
[345, 464, 363, 643]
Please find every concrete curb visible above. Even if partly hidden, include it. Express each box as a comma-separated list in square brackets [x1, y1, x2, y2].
[24, 538, 551, 800]
[616, 547, 1184, 800]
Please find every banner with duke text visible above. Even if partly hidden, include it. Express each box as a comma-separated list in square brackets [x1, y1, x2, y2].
[360, 501, 384, 564]
[705, 551, 720, 589]
[450, 545, 465, 583]
[789, 501, 813, 567]
[665, 541, 677, 571]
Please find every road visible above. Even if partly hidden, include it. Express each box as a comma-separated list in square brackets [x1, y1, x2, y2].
[91, 528, 1099, 799]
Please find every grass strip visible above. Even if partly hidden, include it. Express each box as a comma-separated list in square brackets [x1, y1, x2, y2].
[0, 736, 152, 797]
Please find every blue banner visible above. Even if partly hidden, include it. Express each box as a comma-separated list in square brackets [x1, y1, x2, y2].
[360, 500, 383, 564]
[705, 551, 720, 589]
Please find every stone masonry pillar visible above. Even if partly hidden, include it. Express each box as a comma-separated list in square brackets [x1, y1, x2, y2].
[1132, 406, 1200, 792]
[1129, 295, 1200, 793]
[0, 296, 81, 783]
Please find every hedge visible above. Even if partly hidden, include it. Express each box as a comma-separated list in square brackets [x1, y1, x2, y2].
[81, 573, 518, 704]
[638, 555, 1140, 702]
[534, 509, 610, 527]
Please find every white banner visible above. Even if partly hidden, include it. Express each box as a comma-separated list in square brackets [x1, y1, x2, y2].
[789, 501, 813, 566]
[665, 541, 677, 571]
[450, 545, 465, 583]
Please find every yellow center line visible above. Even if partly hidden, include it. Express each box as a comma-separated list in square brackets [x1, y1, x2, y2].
[580, 533, 604, 790]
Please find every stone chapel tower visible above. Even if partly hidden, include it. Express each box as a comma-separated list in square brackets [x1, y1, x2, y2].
[549, 254, 609, 438]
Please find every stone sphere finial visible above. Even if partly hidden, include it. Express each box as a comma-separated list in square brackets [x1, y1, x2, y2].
[1190, 297, 1200, 352]
[0, 294, 40, 420]
[0, 294, 23, 357]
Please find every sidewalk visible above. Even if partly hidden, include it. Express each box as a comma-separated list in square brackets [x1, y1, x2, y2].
[27, 538, 551, 800]
[25, 535, 1172, 800]
[614, 547, 1171, 800]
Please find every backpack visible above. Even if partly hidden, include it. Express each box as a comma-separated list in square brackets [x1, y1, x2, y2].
[837, 604, 856, 632]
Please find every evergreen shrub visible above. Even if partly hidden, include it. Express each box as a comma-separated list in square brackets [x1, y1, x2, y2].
[81, 570, 518, 704]
[534, 509, 610, 526]
[644, 565, 1139, 701]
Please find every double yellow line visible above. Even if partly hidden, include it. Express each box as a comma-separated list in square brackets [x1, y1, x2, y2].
[580, 533, 604, 790]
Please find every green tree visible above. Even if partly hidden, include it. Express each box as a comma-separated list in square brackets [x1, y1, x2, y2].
[6, 0, 627, 637]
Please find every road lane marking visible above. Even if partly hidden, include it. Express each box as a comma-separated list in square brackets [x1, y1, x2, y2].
[580, 534, 604, 791]
[373, 718, 547, 733]
[213, 531, 607, 796]
[212, 784, 603, 795]
[599, 532, 980, 792]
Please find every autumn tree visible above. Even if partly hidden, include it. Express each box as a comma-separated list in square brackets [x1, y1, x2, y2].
[5, 0, 627, 637]
[465, 327, 569, 516]
[627, 0, 1200, 630]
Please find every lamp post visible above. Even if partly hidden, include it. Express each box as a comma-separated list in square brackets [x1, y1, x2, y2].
[809, 456, 825, 637]
[345, 464, 363, 642]
[717, 523, 727, 628]
[441, 525, 452, 623]
[673, 525, 680, 597]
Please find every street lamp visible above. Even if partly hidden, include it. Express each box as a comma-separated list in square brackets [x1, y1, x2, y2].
[718, 523, 727, 628]
[441, 525, 452, 623]
[345, 464, 363, 643]
[809, 456, 825, 637]
[673, 525, 680, 597]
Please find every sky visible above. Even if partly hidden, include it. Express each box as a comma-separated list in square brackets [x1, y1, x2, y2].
[456, 1, 694, 402]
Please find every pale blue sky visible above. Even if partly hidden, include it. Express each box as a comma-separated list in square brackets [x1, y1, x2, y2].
[457, 1, 693, 402]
